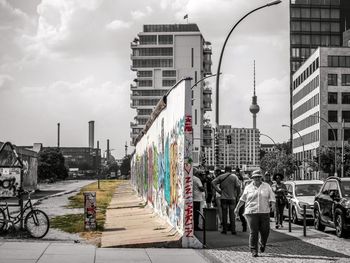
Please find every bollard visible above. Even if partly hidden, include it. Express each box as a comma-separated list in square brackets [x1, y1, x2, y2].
[288, 202, 291, 232]
[303, 205, 306, 237]
[197, 210, 206, 248]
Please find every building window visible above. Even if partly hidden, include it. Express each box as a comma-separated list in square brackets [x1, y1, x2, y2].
[342, 74, 350, 86]
[191, 48, 194, 68]
[343, 111, 350, 122]
[344, 129, 350, 141]
[195, 109, 197, 125]
[342, 93, 350, 104]
[328, 111, 337, 122]
[138, 80, 152, 87]
[137, 71, 152, 77]
[328, 129, 337, 141]
[158, 35, 173, 44]
[162, 70, 176, 77]
[328, 92, 337, 104]
[328, 74, 338, 86]
[139, 35, 157, 45]
[162, 79, 176, 87]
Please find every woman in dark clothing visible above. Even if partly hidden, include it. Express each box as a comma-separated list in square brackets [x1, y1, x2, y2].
[271, 173, 287, 229]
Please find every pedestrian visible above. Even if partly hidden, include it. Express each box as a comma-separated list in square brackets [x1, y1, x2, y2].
[271, 173, 287, 229]
[193, 167, 205, 231]
[204, 169, 215, 207]
[213, 168, 223, 228]
[235, 167, 247, 232]
[212, 166, 241, 235]
[234, 169, 276, 257]
[263, 171, 273, 186]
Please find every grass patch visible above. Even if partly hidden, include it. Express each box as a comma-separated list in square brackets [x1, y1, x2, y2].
[51, 180, 120, 245]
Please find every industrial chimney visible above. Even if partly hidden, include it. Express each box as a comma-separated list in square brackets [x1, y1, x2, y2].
[88, 121, 94, 148]
[57, 123, 60, 148]
[107, 139, 110, 164]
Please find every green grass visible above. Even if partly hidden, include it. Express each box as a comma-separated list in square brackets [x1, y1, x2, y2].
[50, 180, 120, 242]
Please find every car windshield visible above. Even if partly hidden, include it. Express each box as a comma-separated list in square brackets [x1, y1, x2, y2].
[340, 181, 350, 197]
[295, 184, 322, 196]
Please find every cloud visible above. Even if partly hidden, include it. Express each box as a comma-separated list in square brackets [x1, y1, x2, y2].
[106, 19, 131, 31]
[0, 74, 14, 91]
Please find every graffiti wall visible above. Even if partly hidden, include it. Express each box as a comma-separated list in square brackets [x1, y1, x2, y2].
[131, 79, 198, 247]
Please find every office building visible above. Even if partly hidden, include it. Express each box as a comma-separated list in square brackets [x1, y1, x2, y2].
[205, 126, 260, 171]
[292, 46, 350, 179]
[130, 24, 212, 165]
[289, 0, 350, 143]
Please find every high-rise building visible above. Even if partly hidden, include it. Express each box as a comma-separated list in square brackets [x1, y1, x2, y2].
[289, 0, 350, 143]
[205, 125, 260, 171]
[292, 46, 350, 179]
[130, 24, 212, 165]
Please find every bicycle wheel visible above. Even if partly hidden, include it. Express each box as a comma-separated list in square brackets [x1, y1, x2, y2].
[24, 209, 50, 238]
[0, 208, 5, 232]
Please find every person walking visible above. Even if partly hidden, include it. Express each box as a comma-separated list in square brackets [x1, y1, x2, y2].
[193, 168, 205, 231]
[213, 168, 223, 228]
[234, 170, 276, 257]
[212, 166, 241, 235]
[263, 171, 273, 186]
[271, 173, 287, 229]
[235, 167, 247, 232]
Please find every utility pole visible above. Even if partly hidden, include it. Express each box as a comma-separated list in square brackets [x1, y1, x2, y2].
[125, 141, 128, 157]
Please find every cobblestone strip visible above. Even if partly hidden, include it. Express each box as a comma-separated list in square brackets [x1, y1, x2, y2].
[204, 238, 350, 263]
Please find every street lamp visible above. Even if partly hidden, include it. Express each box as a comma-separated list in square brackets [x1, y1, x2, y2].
[215, 0, 282, 127]
[282, 124, 305, 179]
[260, 133, 278, 149]
[309, 114, 338, 177]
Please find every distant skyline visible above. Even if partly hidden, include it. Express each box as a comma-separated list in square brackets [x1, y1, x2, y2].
[0, 0, 290, 158]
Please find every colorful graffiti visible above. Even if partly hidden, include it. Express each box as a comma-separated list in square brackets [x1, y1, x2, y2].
[131, 80, 194, 243]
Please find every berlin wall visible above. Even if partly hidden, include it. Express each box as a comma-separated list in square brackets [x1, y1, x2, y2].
[131, 78, 201, 248]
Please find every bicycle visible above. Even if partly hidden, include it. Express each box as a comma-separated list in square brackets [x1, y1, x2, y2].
[0, 190, 50, 238]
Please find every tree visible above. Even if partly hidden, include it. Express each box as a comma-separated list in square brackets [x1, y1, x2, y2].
[120, 154, 131, 176]
[38, 148, 68, 182]
[260, 151, 298, 177]
[108, 162, 120, 175]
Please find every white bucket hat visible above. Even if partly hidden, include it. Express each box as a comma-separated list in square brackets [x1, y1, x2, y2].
[251, 170, 263, 178]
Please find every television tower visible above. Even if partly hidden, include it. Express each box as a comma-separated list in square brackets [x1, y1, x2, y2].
[249, 60, 260, 129]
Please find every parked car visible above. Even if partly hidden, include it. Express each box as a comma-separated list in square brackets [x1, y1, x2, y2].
[283, 180, 324, 223]
[314, 176, 350, 238]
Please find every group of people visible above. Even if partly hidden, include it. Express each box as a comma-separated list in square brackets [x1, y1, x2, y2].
[192, 167, 288, 258]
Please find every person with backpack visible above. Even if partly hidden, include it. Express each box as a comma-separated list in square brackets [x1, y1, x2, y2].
[212, 166, 241, 235]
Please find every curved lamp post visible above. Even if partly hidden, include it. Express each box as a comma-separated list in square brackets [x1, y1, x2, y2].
[282, 124, 305, 179]
[309, 114, 338, 177]
[215, 0, 282, 127]
[260, 133, 278, 148]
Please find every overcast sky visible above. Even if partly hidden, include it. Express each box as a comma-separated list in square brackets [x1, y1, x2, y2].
[0, 0, 290, 158]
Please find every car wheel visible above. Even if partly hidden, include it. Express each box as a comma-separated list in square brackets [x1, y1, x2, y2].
[335, 213, 345, 238]
[314, 210, 325, 232]
[292, 207, 299, 224]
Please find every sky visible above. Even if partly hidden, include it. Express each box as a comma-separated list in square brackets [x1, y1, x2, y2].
[0, 0, 290, 158]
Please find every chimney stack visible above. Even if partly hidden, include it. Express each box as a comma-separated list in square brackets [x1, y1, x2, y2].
[57, 123, 60, 148]
[88, 121, 95, 148]
[107, 139, 110, 163]
[97, 140, 99, 149]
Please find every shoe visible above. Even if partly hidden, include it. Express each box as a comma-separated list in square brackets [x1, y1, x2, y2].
[280, 224, 284, 228]
[221, 230, 227, 234]
[260, 245, 265, 253]
[251, 251, 258, 257]
[231, 231, 237, 235]
[275, 224, 279, 229]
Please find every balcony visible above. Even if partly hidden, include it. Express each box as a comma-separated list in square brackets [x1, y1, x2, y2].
[130, 84, 137, 90]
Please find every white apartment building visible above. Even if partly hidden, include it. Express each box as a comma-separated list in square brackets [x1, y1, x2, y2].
[130, 24, 212, 165]
[292, 46, 350, 179]
[205, 126, 260, 171]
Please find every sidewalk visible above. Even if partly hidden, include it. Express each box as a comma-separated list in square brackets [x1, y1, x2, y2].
[0, 241, 208, 263]
[101, 181, 182, 248]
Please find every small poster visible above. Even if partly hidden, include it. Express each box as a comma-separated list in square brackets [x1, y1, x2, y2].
[84, 191, 96, 230]
[0, 167, 21, 197]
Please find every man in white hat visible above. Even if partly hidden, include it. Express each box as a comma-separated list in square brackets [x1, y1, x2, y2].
[234, 169, 276, 257]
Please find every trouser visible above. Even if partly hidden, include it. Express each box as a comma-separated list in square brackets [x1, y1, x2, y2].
[275, 202, 285, 225]
[221, 199, 236, 232]
[245, 213, 270, 252]
[193, 201, 201, 230]
[216, 196, 222, 225]
[239, 205, 247, 230]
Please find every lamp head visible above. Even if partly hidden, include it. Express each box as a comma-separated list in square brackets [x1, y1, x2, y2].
[282, 124, 288, 128]
[267, 0, 282, 6]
